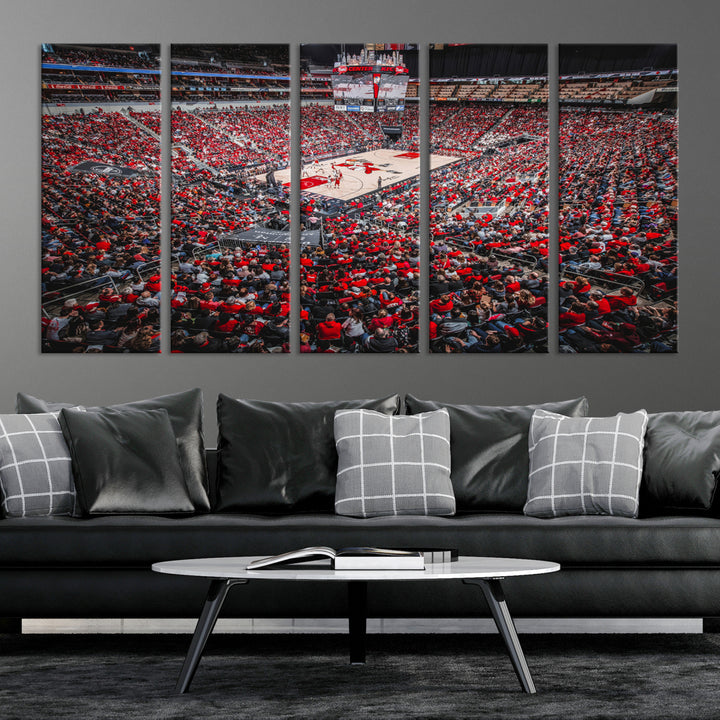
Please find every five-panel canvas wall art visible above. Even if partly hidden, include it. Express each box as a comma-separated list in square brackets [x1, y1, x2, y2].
[41, 43, 677, 353]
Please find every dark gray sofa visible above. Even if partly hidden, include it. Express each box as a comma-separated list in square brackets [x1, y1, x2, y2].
[4, 390, 720, 629]
[3, 451, 720, 624]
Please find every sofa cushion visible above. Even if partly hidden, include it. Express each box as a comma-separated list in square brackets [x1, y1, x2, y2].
[3, 513, 720, 568]
[59, 407, 194, 516]
[216, 394, 401, 514]
[0, 413, 77, 518]
[405, 396, 588, 511]
[334, 408, 455, 518]
[16, 390, 209, 512]
[642, 410, 720, 512]
[524, 409, 648, 519]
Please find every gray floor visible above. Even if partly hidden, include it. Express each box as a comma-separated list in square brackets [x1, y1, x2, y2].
[1, 632, 718, 720]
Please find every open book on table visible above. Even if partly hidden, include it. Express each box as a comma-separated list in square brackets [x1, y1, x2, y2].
[246, 546, 425, 571]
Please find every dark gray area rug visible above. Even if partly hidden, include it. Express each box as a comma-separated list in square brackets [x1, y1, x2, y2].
[1, 633, 719, 719]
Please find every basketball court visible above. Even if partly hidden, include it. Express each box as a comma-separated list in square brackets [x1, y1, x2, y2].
[270, 148, 461, 201]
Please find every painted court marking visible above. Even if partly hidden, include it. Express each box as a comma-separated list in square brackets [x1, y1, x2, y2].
[270, 148, 460, 201]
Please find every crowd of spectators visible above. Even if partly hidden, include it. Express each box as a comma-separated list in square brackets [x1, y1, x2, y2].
[295, 106, 421, 352]
[170, 239, 290, 354]
[337, 108, 419, 152]
[169, 102, 423, 352]
[558, 107, 677, 352]
[478, 106, 548, 147]
[42, 110, 161, 352]
[170, 104, 291, 352]
[297, 176, 420, 353]
[427, 100, 677, 353]
[43, 45, 159, 70]
[42, 46, 160, 105]
[300, 105, 374, 159]
[172, 61, 285, 76]
[170, 48, 291, 352]
[42, 68, 160, 105]
[171, 44, 289, 75]
[170, 45, 289, 102]
[431, 105, 507, 154]
[299, 106, 418, 160]
[41, 46, 295, 354]
[172, 110, 263, 168]
[169, 170, 291, 352]
[170, 102, 420, 352]
[41, 101, 292, 354]
[429, 103, 549, 352]
[42, 49, 676, 355]
[129, 110, 161, 135]
[196, 106, 290, 166]
[171, 76, 288, 103]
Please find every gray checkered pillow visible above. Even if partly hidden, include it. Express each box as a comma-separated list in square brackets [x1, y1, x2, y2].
[334, 408, 455, 518]
[0, 413, 77, 517]
[524, 409, 648, 518]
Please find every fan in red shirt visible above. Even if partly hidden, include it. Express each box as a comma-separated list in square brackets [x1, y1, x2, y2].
[316, 313, 343, 342]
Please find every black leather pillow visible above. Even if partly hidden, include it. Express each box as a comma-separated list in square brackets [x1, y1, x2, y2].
[59, 407, 194, 516]
[216, 394, 401, 513]
[405, 396, 589, 512]
[16, 389, 209, 512]
[642, 411, 720, 513]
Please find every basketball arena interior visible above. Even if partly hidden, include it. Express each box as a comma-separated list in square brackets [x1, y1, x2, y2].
[41, 43, 677, 354]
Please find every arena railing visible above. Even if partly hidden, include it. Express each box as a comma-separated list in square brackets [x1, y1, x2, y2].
[134, 260, 161, 282]
[491, 250, 539, 270]
[561, 267, 645, 296]
[187, 238, 255, 262]
[135, 253, 182, 282]
[441, 237, 539, 270]
[186, 242, 220, 260]
[190, 242, 221, 260]
[42, 276, 119, 315]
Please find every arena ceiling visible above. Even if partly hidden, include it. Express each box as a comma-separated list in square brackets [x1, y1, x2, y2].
[430, 44, 548, 79]
[559, 44, 677, 74]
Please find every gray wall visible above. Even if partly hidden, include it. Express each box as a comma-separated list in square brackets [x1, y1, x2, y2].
[2, 0, 716, 441]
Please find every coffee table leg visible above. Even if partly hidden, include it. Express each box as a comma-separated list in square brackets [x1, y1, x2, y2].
[463, 578, 536, 694]
[175, 578, 247, 694]
[348, 581, 368, 664]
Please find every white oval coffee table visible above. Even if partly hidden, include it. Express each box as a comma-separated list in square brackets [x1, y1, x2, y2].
[153, 555, 560, 695]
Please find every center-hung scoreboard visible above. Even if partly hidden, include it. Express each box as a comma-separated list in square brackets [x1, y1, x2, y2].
[332, 63, 409, 112]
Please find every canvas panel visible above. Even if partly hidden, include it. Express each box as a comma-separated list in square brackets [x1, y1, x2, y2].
[558, 44, 678, 353]
[429, 44, 549, 353]
[41, 44, 161, 353]
[298, 43, 420, 354]
[170, 44, 291, 354]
